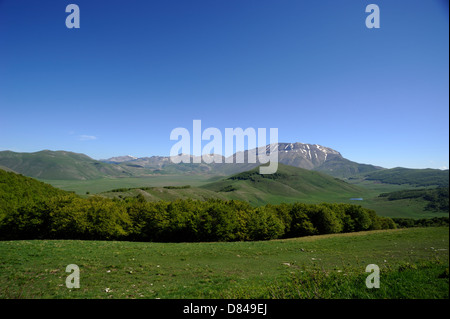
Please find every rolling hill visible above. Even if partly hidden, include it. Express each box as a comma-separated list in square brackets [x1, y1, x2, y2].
[0, 150, 152, 180]
[314, 156, 384, 178]
[101, 185, 227, 202]
[202, 163, 365, 205]
[364, 167, 449, 187]
[101, 164, 366, 206]
[378, 187, 449, 212]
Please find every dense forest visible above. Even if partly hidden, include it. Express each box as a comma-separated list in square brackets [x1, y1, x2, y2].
[0, 194, 396, 242]
[0, 169, 396, 242]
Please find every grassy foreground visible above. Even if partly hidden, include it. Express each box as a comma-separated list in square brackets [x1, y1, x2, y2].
[0, 227, 448, 299]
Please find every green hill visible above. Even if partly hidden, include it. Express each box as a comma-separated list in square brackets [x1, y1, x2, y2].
[364, 167, 449, 187]
[100, 164, 366, 206]
[378, 187, 449, 212]
[0, 168, 71, 218]
[201, 163, 365, 205]
[0, 150, 148, 180]
[101, 185, 227, 202]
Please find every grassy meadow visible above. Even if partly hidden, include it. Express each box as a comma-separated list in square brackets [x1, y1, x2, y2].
[346, 180, 449, 219]
[0, 227, 448, 299]
[39, 175, 215, 195]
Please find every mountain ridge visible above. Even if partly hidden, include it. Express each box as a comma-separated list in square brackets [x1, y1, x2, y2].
[2, 143, 447, 185]
[100, 142, 382, 178]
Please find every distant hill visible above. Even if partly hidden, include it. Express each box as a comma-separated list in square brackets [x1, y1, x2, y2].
[364, 167, 449, 187]
[378, 187, 449, 212]
[100, 155, 138, 163]
[314, 156, 383, 178]
[0, 150, 150, 180]
[101, 185, 227, 202]
[100, 164, 366, 206]
[201, 163, 365, 205]
[0, 165, 16, 173]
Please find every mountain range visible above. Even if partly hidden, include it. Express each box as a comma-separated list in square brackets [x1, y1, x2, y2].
[100, 142, 383, 178]
[0, 143, 448, 187]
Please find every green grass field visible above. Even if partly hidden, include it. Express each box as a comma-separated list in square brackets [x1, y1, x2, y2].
[40, 175, 214, 195]
[347, 180, 449, 219]
[1, 227, 447, 299]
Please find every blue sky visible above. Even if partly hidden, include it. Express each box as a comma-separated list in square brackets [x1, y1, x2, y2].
[0, 0, 448, 169]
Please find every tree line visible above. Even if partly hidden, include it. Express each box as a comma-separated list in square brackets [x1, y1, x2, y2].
[392, 217, 449, 228]
[0, 193, 396, 242]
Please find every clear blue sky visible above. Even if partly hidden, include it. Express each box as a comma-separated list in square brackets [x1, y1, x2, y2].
[0, 0, 448, 169]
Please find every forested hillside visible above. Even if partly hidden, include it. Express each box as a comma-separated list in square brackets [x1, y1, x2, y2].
[0, 169, 70, 217]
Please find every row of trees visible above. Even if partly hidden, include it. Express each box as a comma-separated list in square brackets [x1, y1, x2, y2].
[392, 217, 449, 228]
[0, 193, 396, 242]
